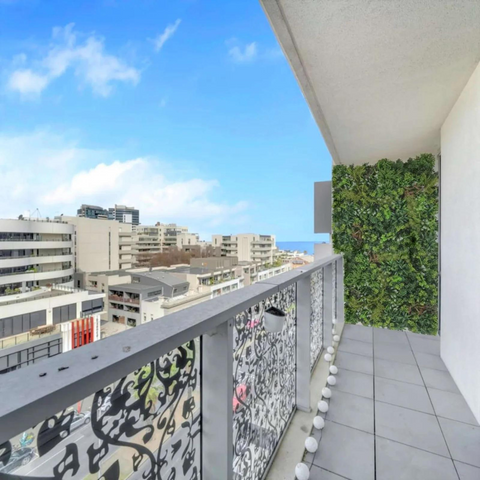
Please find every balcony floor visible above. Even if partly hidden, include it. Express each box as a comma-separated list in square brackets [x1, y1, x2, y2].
[305, 324, 480, 480]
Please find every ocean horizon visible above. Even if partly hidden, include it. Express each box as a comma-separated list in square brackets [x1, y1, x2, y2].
[277, 241, 317, 255]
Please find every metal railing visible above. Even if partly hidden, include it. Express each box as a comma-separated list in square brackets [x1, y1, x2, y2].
[0, 254, 344, 480]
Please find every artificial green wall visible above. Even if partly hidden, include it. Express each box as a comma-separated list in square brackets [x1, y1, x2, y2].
[332, 154, 438, 334]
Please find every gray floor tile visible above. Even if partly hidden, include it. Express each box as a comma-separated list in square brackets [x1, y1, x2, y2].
[338, 337, 373, 357]
[326, 390, 374, 433]
[415, 352, 447, 371]
[374, 342, 417, 365]
[313, 421, 374, 480]
[429, 388, 479, 426]
[375, 401, 450, 457]
[439, 417, 480, 468]
[374, 358, 423, 385]
[375, 377, 434, 414]
[455, 461, 480, 480]
[421, 367, 461, 394]
[376, 437, 458, 480]
[335, 351, 373, 375]
[373, 328, 409, 345]
[310, 465, 349, 479]
[409, 337, 441, 355]
[335, 368, 373, 399]
[407, 331, 440, 342]
[343, 324, 373, 343]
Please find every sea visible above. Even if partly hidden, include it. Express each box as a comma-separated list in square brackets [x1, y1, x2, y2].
[277, 241, 315, 255]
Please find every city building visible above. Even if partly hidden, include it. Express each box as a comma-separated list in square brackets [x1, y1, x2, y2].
[108, 205, 140, 226]
[211, 233, 277, 263]
[166, 265, 244, 298]
[76, 204, 109, 220]
[108, 271, 188, 327]
[76, 204, 140, 225]
[0, 284, 104, 374]
[0, 218, 75, 296]
[58, 216, 134, 275]
[133, 223, 208, 266]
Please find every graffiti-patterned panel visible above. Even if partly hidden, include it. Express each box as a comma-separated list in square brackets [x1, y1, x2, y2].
[310, 268, 324, 370]
[233, 284, 296, 480]
[0, 339, 201, 480]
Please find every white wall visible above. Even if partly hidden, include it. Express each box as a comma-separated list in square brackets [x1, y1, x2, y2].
[441, 61, 480, 423]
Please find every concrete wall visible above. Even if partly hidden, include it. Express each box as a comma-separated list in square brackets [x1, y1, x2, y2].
[441, 61, 480, 423]
[61, 216, 121, 273]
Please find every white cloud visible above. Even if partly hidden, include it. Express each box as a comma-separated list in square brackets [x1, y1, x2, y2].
[153, 19, 181, 52]
[226, 39, 284, 64]
[7, 70, 49, 95]
[228, 42, 257, 63]
[7, 23, 140, 98]
[0, 130, 247, 229]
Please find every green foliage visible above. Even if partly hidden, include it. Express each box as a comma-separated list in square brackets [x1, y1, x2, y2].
[332, 154, 438, 334]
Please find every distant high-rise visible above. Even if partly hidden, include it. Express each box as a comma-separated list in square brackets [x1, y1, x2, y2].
[77, 204, 139, 225]
[108, 205, 140, 226]
[77, 204, 109, 220]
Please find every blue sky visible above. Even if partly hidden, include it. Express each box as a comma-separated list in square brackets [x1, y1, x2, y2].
[0, 0, 331, 241]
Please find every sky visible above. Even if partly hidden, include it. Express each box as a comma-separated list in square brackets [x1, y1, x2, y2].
[0, 0, 332, 242]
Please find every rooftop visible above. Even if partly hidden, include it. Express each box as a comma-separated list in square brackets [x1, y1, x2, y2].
[134, 270, 187, 287]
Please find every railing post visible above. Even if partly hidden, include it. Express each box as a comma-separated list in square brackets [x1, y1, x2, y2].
[202, 319, 234, 480]
[324, 263, 333, 349]
[296, 275, 312, 412]
[336, 257, 345, 325]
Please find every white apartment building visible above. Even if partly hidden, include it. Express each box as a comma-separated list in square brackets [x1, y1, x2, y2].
[211, 233, 277, 263]
[0, 218, 75, 296]
[58, 216, 133, 275]
[0, 218, 105, 372]
[133, 224, 206, 265]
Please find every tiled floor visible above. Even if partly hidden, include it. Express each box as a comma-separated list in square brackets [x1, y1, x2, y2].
[305, 324, 480, 480]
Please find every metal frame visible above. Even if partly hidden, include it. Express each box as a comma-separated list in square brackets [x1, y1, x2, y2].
[0, 253, 343, 479]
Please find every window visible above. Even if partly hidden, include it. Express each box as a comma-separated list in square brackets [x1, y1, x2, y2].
[127, 318, 137, 327]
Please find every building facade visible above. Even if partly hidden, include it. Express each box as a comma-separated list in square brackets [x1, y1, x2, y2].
[58, 216, 133, 275]
[77, 204, 140, 225]
[211, 233, 277, 263]
[108, 205, 140, 226]
[0, 219, 75, 297]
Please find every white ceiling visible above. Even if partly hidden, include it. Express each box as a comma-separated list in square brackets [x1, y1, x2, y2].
[261, 0, 480, 165]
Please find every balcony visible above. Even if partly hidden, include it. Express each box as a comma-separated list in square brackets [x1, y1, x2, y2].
[294, 324, 480, 480]
[0, 266, 74, 287]
[0, 255, 477, 480]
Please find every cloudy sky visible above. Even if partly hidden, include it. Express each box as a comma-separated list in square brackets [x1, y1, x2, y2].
[0, 0, 331, 241]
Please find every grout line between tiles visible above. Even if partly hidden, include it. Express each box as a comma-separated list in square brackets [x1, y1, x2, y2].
[407, 333, 461, 480]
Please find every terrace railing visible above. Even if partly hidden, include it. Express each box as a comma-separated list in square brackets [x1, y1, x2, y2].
[0, 254, 344, 480]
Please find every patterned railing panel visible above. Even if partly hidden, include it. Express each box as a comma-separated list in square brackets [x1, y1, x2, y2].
[233, 284, 296, 480]
[332, 260, 337, 320]
[310, 268, 324, 370]
[0, 339, 201, 480]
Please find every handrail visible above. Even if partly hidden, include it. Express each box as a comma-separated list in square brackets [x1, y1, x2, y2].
[0, 254, 341, 446]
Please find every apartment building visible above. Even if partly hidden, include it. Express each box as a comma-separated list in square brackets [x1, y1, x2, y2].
[211, 233, 276, 263]
[76, 204, 109, 220]
[58, 216, 134, 275]
[0, 218, 75, 296]
[166, 265, 244, 298]
[108, 271, 189, 327]
[108, 205, 140, 226]
[77, 203, 140, 225]
[133, 223, 206, 265]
